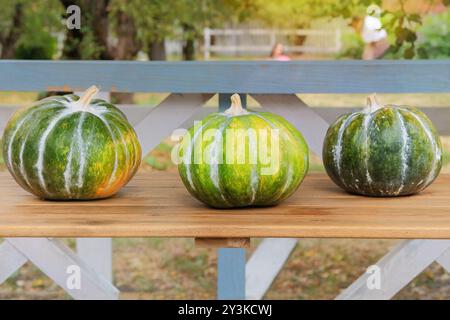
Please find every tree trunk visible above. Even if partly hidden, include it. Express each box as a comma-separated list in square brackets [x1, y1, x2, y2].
[90, 0, 113, 60]
[149, 40, 166, 60]
[114, 10, 140, 60]
[60, 0, 112, 60]
[0, 3, 24, 59]
[61, 27, 83, 59]
[60, 0, 84, 59]
[182, 38, 195, 61]
[182, 24, 196, 61]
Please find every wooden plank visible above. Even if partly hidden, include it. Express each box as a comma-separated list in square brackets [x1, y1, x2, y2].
[251, 94, 329, 156]
[336, 240, 450, 300]
[246, 238, 297, 300]
[2, 172, 450, 239]
[134, 93, 213, 156]
[6, 238, 119, 300]
[217, 248, 246, 300]
[77, 238, 113, 282]
[0, 241, 27, 285]
[196, 238, 250, 248]
[1, 60, 449, 93]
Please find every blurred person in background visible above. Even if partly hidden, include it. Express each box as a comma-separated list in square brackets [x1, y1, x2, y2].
[360, 14, 390, 59]
[270, 43, 291, 61]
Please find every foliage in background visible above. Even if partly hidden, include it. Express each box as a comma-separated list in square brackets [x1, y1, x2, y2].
[330, 0, 448, 59]
[336, 31, 365, 59]
[0, 0, 62, 59]
[335, 1, 449, 59]
[253, 0, 448, 60]
[416, 11, 450, 59]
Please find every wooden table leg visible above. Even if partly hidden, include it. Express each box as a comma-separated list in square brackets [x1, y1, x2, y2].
[195, 237, 248, 300]
[217, 248, 246, 300]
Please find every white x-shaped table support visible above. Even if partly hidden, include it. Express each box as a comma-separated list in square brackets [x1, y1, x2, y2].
[0, 238, 118, 299]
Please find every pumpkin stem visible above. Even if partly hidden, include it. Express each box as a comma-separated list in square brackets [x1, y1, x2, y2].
[224, 94, 248, 115]
[365, 93, 382, 112]
[78, 85, 99, 109]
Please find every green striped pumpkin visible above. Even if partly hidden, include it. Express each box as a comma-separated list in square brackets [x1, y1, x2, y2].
[323, 94, 442, 197]
[2, 86, 141, 200]
[178, 94, 309, 208]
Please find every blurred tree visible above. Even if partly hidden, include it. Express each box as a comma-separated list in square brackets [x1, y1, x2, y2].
[111, 0, 176, 61]
[2, 0, 447, 62]
[60, 0, 140, 60]
[0, 0, 61, 59]
[416, 10, 450, 59]
[114, 0, 256, 60]
[0, 1, 24, 58]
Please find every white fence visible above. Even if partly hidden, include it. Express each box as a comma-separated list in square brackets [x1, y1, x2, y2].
[203, 28, 342, 59]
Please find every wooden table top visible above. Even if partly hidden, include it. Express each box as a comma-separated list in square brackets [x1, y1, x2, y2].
[1, 171, 450, 239]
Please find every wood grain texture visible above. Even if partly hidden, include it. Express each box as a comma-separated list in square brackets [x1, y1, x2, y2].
[1, 60, 449, 93]
[2, 172, 450, 238]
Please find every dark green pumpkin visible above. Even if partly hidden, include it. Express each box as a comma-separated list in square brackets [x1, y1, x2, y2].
[178, 94, 309, 208]
[323, 94, 442, 196]
[2, 86, 141, 200]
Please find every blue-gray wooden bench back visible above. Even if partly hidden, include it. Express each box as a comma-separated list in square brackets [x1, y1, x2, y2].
[1, 60, 449, 93]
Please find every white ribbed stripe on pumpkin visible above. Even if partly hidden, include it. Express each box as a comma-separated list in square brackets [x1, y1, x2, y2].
[247, 127, 259, 204]
[105, 113, 134, 178]
[333, 113, 360, 190]
[395, 109, 409, 195]
[183, 116, 217, 192]
[75, 112, 87, 189]
[95, 113, 119, 188]
[109, 119, 130, 185]
[209, 117, 231, 204]
[399, 107, 441, 188]
[36, 108, 75, 194]
[362, 111, 374, 186]
[253, 113, 294, 200]
[7, 105, 55, 177]
[64, 135, 76, 194]
[19, 130, 33, 190]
